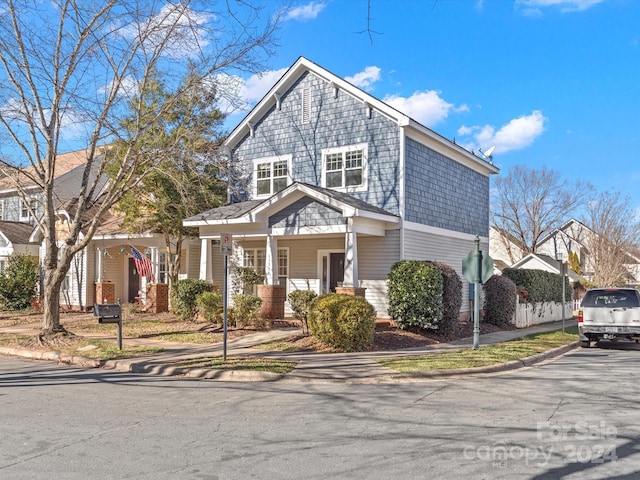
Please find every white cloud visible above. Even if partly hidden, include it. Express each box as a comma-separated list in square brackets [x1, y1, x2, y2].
[515, 0, 604, 14]
[119, 4, 212, 60]
[284, 2, 327, 22]
[345, 66, 381, 91]
[459, 110, 547, 154]
[383, 90, 468, 127]
[214, 68, 288, 114]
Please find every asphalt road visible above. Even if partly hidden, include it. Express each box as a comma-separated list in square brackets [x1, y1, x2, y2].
[1, 343, 640, 480]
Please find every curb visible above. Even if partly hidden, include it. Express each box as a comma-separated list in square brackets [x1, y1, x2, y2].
[0, 341, 580, 383]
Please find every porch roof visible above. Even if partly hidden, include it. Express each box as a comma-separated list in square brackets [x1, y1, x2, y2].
[183, 182, 399, 227]
[0, 221, 38, 246]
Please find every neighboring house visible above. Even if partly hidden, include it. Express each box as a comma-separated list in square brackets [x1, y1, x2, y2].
[489, 226, 526, 271]
[185, 57, 499, 319]
[3, 149, 202, 311]
[536, 219, 593, 276]
[509, 253, 582, 283]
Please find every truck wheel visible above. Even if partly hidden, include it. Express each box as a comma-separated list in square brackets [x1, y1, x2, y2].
[580, 340, 591, 348]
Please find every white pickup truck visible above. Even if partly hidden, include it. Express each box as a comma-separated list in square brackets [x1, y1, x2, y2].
[578, 288, 640, 347]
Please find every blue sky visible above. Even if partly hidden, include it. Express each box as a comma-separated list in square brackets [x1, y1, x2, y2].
[222, 0, 640, 211]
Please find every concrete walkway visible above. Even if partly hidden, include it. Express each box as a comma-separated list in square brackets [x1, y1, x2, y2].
[0, 319, 578, 383]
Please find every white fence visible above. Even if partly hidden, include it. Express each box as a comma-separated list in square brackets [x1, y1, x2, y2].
[512, 297, 575, 328]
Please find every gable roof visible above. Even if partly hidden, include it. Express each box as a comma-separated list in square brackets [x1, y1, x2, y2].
[538, 218, 592, 248]
[0, 221, 38, 245]
[184, 182, 399, 226]
[509, 252, 582, 282]
[224, 57, 499, 177]
[0, 147, 102, 193]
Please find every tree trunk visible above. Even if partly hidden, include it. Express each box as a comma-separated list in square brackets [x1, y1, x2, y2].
[41, 270, 65, 334]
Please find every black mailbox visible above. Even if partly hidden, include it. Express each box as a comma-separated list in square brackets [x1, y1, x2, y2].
[94, 303, 122, 324]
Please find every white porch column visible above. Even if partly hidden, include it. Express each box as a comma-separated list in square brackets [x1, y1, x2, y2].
[343, 219, 358, 287]
[199, 238, 213, 281]
[265, 234, 278, 285]
[96, 247, 103, 282]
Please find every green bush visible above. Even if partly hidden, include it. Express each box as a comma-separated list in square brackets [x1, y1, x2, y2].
[387, 260, 443, 330]
[231, 294, 263, 328]
[308, 294, 376, 352]
[196, 290, 223, 323]
[432, 262, 463, 338]
[171, 279, 214, 321]
[502, 268, 570, 304]
[288, 289, 317, 334]
[0, 255, 38, 310]
[483, 275, 517, 327]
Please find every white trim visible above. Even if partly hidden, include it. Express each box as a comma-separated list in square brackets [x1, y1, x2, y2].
[321, 143, 368, 193]
[317, 248, 344, 295]
[404, 220, 488, 243]
[301, 88, 310, 124]
[271, 224, 347, 236]
[252, 154, 292, 199]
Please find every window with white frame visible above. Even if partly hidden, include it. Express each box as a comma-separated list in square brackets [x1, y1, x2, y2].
[253, 156, 291, 197]
[243, 247, 289, 290]
[322, 144, 367, 191]
[20, 197, 37, 223]
[0, 199, 4, 220]
[158, 253, 168, 284]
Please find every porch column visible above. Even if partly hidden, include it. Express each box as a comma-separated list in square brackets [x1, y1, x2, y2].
[199, 238, 213, 281]
[96, 247, 103, 282]
[265, 234, 278, 285]
[343, 219, 358, 287]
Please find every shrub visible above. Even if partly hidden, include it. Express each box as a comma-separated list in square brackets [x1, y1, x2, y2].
[171, 279, 214, 321]
[288, 289, 317, 334]
[231, 294, 263, 328]
[0, 255, 38, 310]
[387, 260, 443, 330]
[196, 290, 223, 323]
[432, 262, 463, 338]
[483, 275, 517, 327]
[502, 268, 569, 304]
[308, 294, 376, 352]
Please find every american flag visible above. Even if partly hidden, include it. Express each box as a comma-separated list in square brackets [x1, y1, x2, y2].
[130, 245, 155, 282]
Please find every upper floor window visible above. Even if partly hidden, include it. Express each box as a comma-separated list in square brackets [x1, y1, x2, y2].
[253, 155, 291, 198]
[0, 199, 4, 220]
[322, 144, 367, 192]
[20, 197, 37, 223]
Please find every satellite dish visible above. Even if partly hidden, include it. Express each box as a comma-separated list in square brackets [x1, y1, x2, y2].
[482, 145, 495, 159]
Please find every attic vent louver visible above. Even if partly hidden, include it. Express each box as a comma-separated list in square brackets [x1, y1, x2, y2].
[301, 88, 310, 124]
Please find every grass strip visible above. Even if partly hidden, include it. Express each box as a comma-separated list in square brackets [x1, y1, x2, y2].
[172, 356, 298, 374]
[378, 327, 578, 372]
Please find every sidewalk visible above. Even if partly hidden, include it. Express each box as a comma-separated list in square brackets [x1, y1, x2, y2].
[0, 319, 578, 383]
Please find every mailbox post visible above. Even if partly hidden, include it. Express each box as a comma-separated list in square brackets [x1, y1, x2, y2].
[94, 302, 123, 350]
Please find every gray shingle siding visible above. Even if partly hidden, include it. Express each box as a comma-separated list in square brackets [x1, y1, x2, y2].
[404, 137, 489, 236]
[231, 71, 400, 214]
[269, 197, 346, 228]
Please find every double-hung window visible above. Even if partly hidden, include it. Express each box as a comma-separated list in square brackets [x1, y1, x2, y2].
[243, 247, 289, 292]
[20, 197, 37, 223]
[253, 155, 291, 198]
[322, 144, 367, 192]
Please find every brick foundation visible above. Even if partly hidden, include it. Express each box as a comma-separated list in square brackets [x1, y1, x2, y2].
[257, 284, 286, 319]
[335, 286, 367, 298]
[145, 283, 169, 313]
[95, 282, 115, 305]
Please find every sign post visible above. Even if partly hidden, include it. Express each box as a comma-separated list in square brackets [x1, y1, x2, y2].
[462, 236, 494, 350]
[220, 234, 232, 361]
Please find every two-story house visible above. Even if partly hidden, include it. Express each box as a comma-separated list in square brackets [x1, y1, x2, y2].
[185, 57, 499, 319]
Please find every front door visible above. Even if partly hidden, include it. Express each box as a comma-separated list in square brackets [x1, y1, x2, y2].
[128, 258, 139, 303]
[329, 253, 344, 293]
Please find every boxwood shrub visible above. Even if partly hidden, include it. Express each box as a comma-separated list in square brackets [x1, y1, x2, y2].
[171, 279, 214, 321]
[502, 268, 570, 304]
[387, 260, 443, 330]
[432, 261, 463, 338]
[288, 289, 317, 334]
[483, 275, 517, 327]
[308, 294, 376, 352]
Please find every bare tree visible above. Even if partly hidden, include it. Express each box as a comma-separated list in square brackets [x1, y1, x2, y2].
[491, 165, 589, 257]
[0, 0, 280, 337]
[581, 191, 640, 287]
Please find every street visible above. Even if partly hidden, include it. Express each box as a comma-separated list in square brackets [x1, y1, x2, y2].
[1, 345, 640, 479]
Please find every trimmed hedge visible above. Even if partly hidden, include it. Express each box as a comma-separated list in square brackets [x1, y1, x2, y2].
[387, 260, 443, 330]
[196, 290, 223, 323]
[308, 294, 376, 351]
[502, 268, 570, 304]
[432, 261, 463, 338]
[0, 255, 38, 310]
[231, 294, 263, 328]
[171, 279, 214, 321]
[288, 289, 317, 334]
[483, 275, 517, 327]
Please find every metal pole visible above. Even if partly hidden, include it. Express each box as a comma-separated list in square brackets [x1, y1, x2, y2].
[117, 299, 122, 350]
[223, 253, 228, 361]
[473, 236, 481, 350]
[561, 262, 566, 333]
